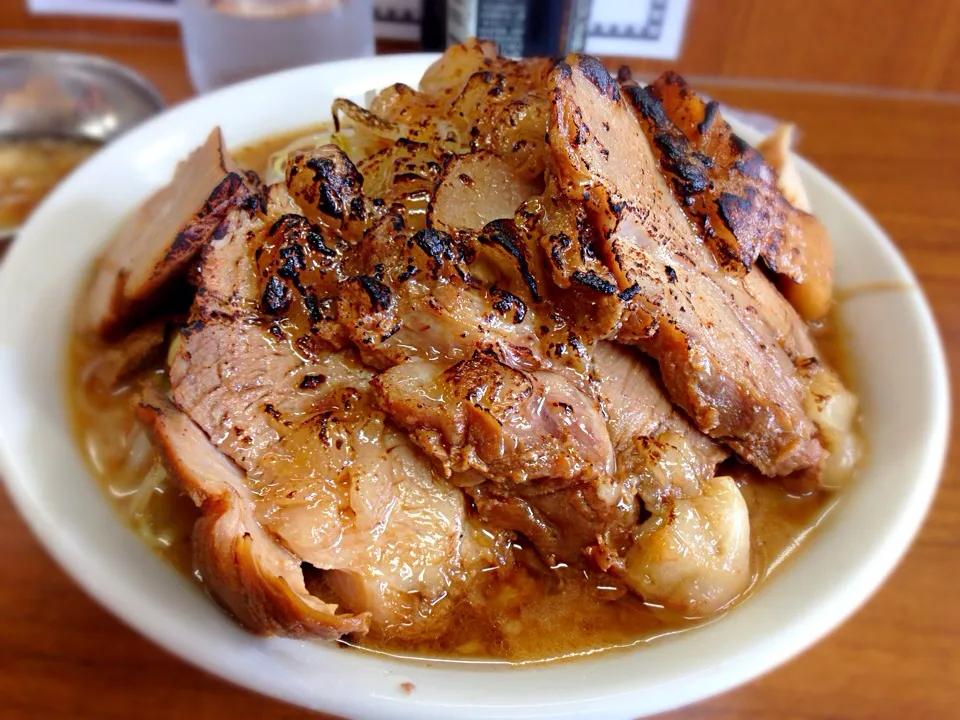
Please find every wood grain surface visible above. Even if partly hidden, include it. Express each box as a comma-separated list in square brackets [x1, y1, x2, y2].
[1, 32, 959, 720]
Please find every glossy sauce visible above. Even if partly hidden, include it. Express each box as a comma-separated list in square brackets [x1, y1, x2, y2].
[67, 129, 854, 664]
[235, 124, 330, 176]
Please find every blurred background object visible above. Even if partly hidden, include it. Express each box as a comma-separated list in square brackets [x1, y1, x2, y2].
[26, 0, 694, 66]
[0, 51, 163, 140]
[179, 0, 375, 92]
[445, 0, 594, 57]
[0, 51, 163, 243]
[14, 0, 960, 95]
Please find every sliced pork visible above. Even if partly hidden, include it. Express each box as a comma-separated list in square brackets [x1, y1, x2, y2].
[82, 320, 169, 394]
[138, 389, 368, 637]
[547, 54, 825, 476]
[85, 128, 260, 337]
[626, 72, 833, 321]
[455, 343, 728, 573]
[335, 216, 549, 370]
[468, 475, 638, 567]
[373, 350, 615, 484]
[592, 342, 728, 511]
[429, 151, 542, 233]
[83, 42, 859, 645]
[167, 196, 508, 636]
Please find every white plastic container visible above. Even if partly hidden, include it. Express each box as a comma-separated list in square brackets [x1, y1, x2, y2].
[179, 0, 375, 92]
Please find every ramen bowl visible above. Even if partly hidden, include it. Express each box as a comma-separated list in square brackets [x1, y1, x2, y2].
[0, 54, 949, 719]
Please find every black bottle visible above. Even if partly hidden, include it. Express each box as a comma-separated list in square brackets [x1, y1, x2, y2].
[444, 0, 593, 56]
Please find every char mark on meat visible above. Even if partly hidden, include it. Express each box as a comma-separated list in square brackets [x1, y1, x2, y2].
[623, 71, 833, 321]
[85, 128, 261, 337]
[547, 53, 825, 476]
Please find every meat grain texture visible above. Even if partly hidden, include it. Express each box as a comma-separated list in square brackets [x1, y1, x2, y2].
[80, 40, 860, 649]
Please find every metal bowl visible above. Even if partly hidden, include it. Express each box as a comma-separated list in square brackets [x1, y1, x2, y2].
[0, 51, 165, 242]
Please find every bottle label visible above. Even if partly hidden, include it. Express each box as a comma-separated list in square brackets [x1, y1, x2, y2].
[447, 0, 591, 57]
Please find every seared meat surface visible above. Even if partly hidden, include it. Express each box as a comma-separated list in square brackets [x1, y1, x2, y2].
[167, 197, 505, 634]
[81, 41, 858, 643]
[85, 129, 260, 337]
[625, 72, 833, 322]
[547, 54, 837, 477]
[374, 351, 615, 484]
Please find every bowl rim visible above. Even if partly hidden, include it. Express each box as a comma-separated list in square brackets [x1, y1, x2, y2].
[0, 53, 951, 719]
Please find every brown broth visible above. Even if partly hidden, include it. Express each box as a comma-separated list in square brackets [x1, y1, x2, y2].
[346, 463, 837, 663]
[234, 124, 332, 177]
[66, 130, 856, 664]
[68, 330, 198, 578]
[68, 326, 846, 663]
[0, 138, 100, 231]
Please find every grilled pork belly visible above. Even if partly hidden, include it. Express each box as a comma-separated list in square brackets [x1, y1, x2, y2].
[547, 54, 827, 477]
[104, 41, 857, 639]
[167, 198, 506, 636]
[625, 72, 833, 322]
[86, 128, 260, 337]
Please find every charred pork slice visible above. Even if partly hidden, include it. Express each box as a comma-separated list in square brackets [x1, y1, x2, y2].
[335, 215, 550, 371]
[86, 127, 260, 337]
[467, 475, 638, 568]
[167, 196, 503, 637]
[625, 72, 833, 321]
[138, 389, 368, 637]
[547, 54, 823, 476]
[373, 349, 615, 484]
[535, 174, 626, 342]
[459, 343, 727, 569]
[592, 342, 727, 512]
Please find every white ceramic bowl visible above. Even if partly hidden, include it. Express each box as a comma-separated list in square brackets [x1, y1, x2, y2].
[0, 55, 949, 720]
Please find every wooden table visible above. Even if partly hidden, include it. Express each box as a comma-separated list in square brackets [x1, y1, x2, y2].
[1, 34, 958, 720]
